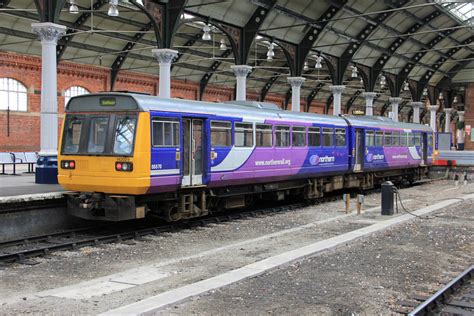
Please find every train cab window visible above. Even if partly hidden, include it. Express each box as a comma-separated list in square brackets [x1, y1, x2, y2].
[308, 127, 321, 147]
[235, 122, 254, 147]
[384, 132, 392, 147]
[211, 121, 232, 147]
[114, 116, 137, 155]
[62, 115, 84, 154]
[408, 134, 415, 147]
[335, 128, 346, 147]
[365, 130, 375, 147]
[322, 128, 334, 147]
[292, 127, 306, 147]
[392, 131, 400, 147]
[87, 117, 109, 153]
[152, 119, 179, 147]
[375, 131, 383, 147]
[256, 124, 273, 147]
[275, 126, 290, 147]
[414, 133, 421, 146]
[400, 132, 408, 146]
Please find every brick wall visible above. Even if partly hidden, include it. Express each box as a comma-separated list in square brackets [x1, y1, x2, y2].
[464, 84, 474, 150]
[0, 51, 328, 151]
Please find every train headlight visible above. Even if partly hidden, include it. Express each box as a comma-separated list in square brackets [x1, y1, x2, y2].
[61, 160, 76, 169]
[116, 162, 133, 172]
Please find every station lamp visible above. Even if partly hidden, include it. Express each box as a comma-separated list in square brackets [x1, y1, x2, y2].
[351, 65, 358, 78]
[108, 0, 119, 17]
[69, 0, 79, 14]
[267, 43, 275, 61]
[202, 24, 212, 41]
[303, 61, 309, 71]
[403, 81, 409, 91]
[314, 55, 323, 69]
[219, 39, 227, 51]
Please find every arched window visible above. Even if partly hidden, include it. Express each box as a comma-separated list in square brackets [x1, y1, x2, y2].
[0, 78, 28, 111]
[64, 86, 90, 107]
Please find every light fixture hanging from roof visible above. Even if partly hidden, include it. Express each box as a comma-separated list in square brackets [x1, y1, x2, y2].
[108, 0, 119, 17]
[267, 42, 275, 61]
[423, 87, 428, 96]
[219, 39, 227, 51]
[403, 81, 409, 91]
[202, 24, 212, 41]
[379, 75, 386, 88]
[351, 65, 358, 78]
[453, 95, 458, 103]
[303, 61, 309, 71]
[314, 55, 322, 69]
[360, 77, 364, 85]
[438, 92, 443, 100]
[69, 0, 79, 14]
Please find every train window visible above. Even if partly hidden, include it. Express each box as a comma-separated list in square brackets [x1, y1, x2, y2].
[62, 115, 84, 154]
[87, 117, 109, 153]
[375, 131, 383, 147]
[152, 119, 179, 147]
[414, 133, 421, 146]
[384, 132, 392, 147]
[235, 122, 254, 147]
[114, 116, 137, 155]
[335, 128, 346, 147]
[292, 126, 306, 147]
[211, 121, 232, 147]
[256, 124, 273, 147]
[275, 126, 290, 147]
[408, 134, 415, 147]
[308, 127, 320, 147]
[365, 130, 375, 147]
[400, 132, 408, 146]
[392, 131, 400, 147]
[322, 128, 334, 147]
[428, 134, 433, 147]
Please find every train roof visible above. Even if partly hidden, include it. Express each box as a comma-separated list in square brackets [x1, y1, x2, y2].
[67, 93, 432, 132]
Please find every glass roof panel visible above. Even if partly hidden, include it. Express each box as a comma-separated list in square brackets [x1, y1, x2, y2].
[438, 1, 473, 25]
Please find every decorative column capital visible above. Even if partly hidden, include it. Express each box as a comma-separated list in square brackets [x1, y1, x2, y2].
[31, 22, 66, 44]
[152, 48, 178, 64]
[362, 92, 377, 100]
[231, 65, 253, 77]
[287, 76, 306, 87]
[329, 85, 345, 94]
[428, 105, 439, 111]
[444, 107, 453, 114]
[457, 111, 465, 121]
[410, 101, 423, 108]
[389, 97, 402, 104]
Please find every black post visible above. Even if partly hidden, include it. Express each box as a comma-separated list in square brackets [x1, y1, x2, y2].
[381, 181, 395, 216]
[6, 106, 10, 137]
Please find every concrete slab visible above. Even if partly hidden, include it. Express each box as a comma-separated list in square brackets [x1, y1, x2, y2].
[103, 195, 474, 315]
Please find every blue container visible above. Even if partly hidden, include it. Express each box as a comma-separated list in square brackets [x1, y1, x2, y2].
[35, 156, 58, 184]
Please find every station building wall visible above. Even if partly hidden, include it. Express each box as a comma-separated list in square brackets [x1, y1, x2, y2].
[465, 84, 474, 150]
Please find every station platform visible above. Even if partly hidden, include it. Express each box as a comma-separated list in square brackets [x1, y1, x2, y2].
[0, 172, 64, 197]
[0, 179, 472, 314]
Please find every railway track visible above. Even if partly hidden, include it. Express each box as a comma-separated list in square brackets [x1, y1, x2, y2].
[0, 202, 307, 264]
[404, 265, 474, 315]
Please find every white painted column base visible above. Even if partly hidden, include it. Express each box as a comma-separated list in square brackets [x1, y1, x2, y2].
[152, 49, 178, 98]
[329, 85, 345, 116]
[362, 92, 377, 116]
[410, 101, 423, 124]
[388, 97, 401, 122]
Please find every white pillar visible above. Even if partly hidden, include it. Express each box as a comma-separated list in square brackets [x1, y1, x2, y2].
[31, 22, 66, 157]
[428, 105, 439, 132]
[362, 92, 377, 116]
[287, 77, 306, 112]
[457, 111, 465, 148]
[329, 85, 345, 116]
[410, 101, 423, 124]
[444, 108, 453, 133]
[152, 48, 178, 98]
[231, 65, 253, 101]
[388, 97, 401, 122]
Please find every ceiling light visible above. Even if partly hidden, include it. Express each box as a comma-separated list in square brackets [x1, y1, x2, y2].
[69, 0, 79, 14]
[219, 39, 227, 51]
[360, 77, 364, 85]
[108, 0, 119, 17]
[423, 88, 428, 96]
[202, 24, 211, 41]
[267, 43, 275, 61]
[351, 65, 358, 78]
[438, 92, 443, 100]
[314, 55, 322, 69]
[403, 81, 409, 91]
[453, 96, 458, 103]
[379, 75, 386, 86]
[303, 61, 309, 71]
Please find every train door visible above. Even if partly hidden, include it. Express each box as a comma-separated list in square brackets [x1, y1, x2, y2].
[182, 118, 204, 186]
[353, 128, 364, 172]
[421, 132, 428, 165]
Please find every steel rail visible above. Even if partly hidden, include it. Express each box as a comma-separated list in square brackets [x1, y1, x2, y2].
[409, 265, 474, 315]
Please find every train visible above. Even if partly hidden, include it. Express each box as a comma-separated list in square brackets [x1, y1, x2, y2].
[58, 92, 433, 221]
